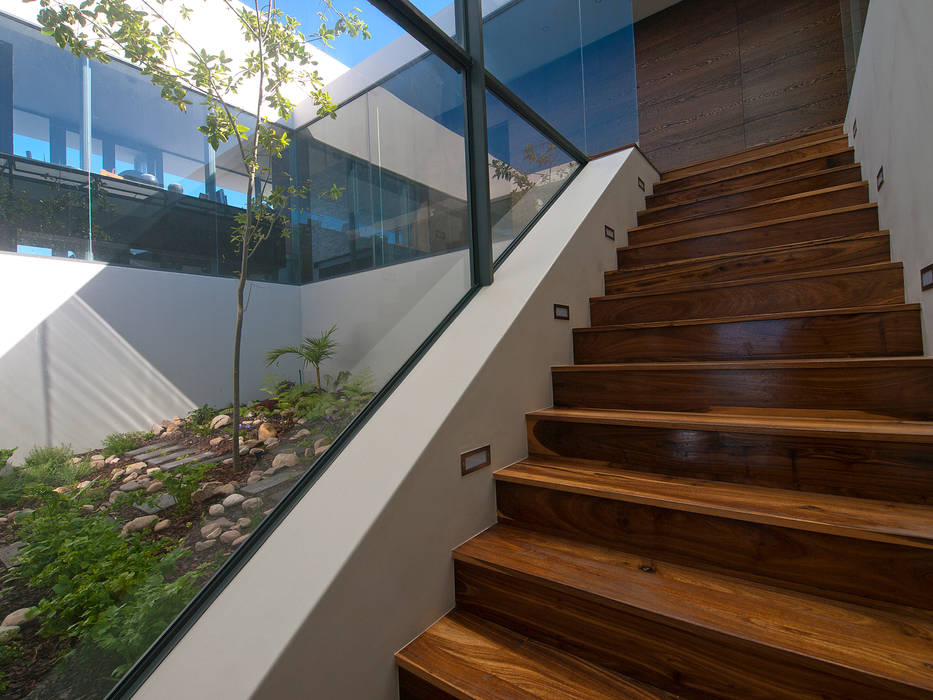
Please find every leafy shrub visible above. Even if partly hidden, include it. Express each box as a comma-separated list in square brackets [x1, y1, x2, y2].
[0, 640, 23, 694]
[87, 548, 205, 677]
[21, 445, 92, 487]
[152, 462, 213, 514]
[0, 447, 15, 467]
[101, 432, 148, 458]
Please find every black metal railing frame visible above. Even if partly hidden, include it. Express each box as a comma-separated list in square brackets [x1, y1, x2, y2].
[104, 2, 590, 697]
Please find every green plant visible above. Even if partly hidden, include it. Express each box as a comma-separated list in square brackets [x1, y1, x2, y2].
[9, 488, 166, 641]
[0, 639, 23, 694]
[101, 432, 148, 458]
[265, 324, 339, 390]
[31, 0, 369, 472]
[20, 444, 92, 487]
[87, 548, 206, 677]
[0, 447, 15, 467]
[152, 462, 213, 514]
[187, 404, 217, 427]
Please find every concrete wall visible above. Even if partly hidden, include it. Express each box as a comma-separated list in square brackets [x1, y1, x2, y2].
[845, 0, 933, 350]
[0, 254, 301, 457]
[133, 147, 659, 700]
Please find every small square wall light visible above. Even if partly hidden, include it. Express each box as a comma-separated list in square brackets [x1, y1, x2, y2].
[921, 263, 933, 291]
[637, 177, 646, 192]
[461, 445, 491, 476]
[553, 304, 570, 320]
[604, 225, 615, 241]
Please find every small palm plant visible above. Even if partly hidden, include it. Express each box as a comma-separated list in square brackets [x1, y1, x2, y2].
[265, 325, 339, 391]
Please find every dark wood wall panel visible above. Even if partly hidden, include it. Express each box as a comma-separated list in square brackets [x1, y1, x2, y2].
[636, 0, 849, 172]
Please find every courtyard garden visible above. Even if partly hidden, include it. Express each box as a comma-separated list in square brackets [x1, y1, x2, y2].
[0, 370, 373, 698]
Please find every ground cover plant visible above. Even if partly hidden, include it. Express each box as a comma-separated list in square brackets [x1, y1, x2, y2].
[0, 351, 375, 697]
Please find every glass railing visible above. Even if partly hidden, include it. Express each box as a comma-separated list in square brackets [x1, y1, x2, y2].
[0, 1, 635, 697]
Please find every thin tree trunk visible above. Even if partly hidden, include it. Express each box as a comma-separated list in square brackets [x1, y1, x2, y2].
[315, 364, 321, 391]
[231, 235, 249, 469]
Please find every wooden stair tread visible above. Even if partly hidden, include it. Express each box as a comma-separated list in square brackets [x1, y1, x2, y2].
[638, 164, 862, 220]
[576, 303, 921, 331]
[620, 203, 878, 252]
[496, 459, 933, 549]
[527, 406, 933, 443]
[660, 125, 845, 182]
[608, 230, 887, 278]
[648, 147, 854, 204]
[454, 525, 933, 692]
[595, 261, 900, 302]
[397, 610, 679, 700]
[630, 182, 868, 235]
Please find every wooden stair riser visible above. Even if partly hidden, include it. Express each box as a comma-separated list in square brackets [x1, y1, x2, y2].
[647, 150, 855, 208]
[638, 166, 863, 225]
[574, 308, 923, 363]
[630, 184, 870, 245]
[606, 232, 891, 294]
[399, 668, 454, 699]
[592, 265, 904, 325]
[617, 206, 879, 268]
[655, 134, 850, 193]
[455, 563, 924, 700]
[495, 481, 933, 611]
[526, 416, 933, 505]
[551, 362, 933, 420]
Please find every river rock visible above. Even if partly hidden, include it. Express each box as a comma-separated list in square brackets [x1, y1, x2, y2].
[271, 452, 299, 469]
[210, 414, 232, 430]
[121, 515, 158, 536]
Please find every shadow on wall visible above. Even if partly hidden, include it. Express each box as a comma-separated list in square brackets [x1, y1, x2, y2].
[0, 253, 302, 458]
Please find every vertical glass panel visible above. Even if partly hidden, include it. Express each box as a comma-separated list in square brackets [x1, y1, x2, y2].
[840, 0, 870, 93]
[0, 14, 90, 258]
[299, 52, 468, 283]
[483, 0, 637, 155]
[486, 90, 579, 258]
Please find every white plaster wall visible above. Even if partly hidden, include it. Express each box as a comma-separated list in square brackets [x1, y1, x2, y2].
[845, 0, 933, 350]
[133, 147, 659, 700]
[0, 254, 300, 457]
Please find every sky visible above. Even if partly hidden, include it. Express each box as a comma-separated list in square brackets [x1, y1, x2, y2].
[275, 0, 453, 67]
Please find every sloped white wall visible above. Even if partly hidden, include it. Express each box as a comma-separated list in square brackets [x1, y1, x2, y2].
[133, 147, 659, 700]
[0, 255, 301, 458]
[845, 0, 933, 350]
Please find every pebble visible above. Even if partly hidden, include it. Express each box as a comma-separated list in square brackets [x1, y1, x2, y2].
[222, 458, 234, 466]
[264, 437, 280, 448]
[202, 527, 222, 540]
[222, 494, 245, 508]
[214, 483, 236, 497]
[119, 481, 142, 492]
[315, 442, 331, 456]
[90, 454, 104, 462]
[258, 423, 277, 441]
[151, 424, 165, 436]
[121, 515, 158, 536]
[231, 534, 249, 547]
[210, 414, 232, 430]
[109, 491, 122, 504]
[199, 518, 234, 538]
[241, 498, 262, 512]
[191, 481, 223, 504]
[219, 529, 241, 545]
[111, 468, 125, 479]
[80, 504, 96, 513]
[249, 448, 264, 456]
[146, 481, 165, 494]
[126, 462, 147, 473]
[154, 519, 171, 533]
[209, 437, 225, 448]
[271, 452, 299, 469]
[105, 455, 121, 465]
[2, 608, 32, 627]
[208, 504, 225, 517]
[146, 467, 162, 476]
[247, 475, 261, 484]
[236, 517, 252, 529]
[194, 539, 216, 552]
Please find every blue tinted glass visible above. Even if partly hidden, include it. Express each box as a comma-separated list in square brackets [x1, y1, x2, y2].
[297, 53, 468, 282]
[486, 90, 580, 257]
[483, 0, 637, 155]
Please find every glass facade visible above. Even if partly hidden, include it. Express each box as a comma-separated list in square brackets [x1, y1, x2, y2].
[0, 1, 636, 697]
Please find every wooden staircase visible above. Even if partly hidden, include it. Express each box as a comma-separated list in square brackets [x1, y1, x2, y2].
[396, 124, 933, 699]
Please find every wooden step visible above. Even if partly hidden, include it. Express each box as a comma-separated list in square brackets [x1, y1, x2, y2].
[495, 459, 933, 609]
[551, 357, 933, 420]
[618, 204, 879, 268]
[606, 231, 890, 294]
[660, 124, 844, 182]
[638, 165, 863, 225]
[574, 305, 923, 363]
[646, 148, 855, 208]
[396, 610, 679, 700]
[629, 183, 870, 245]
[454, 525, 933, 699]
[592, 263, 904, 325]
[526, 407, 933, 504]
